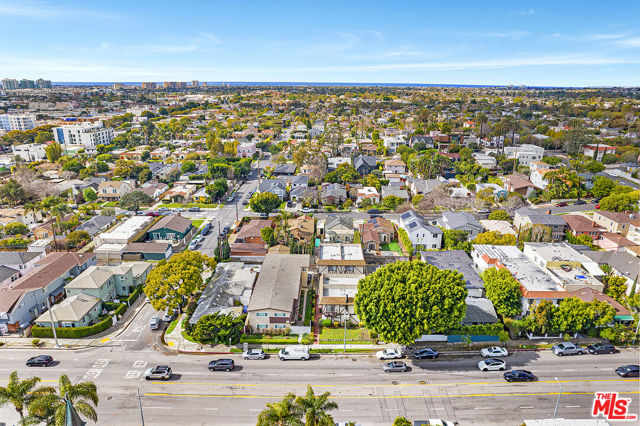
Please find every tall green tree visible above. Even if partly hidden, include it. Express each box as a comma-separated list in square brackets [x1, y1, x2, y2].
[26, 374, 98, 426]
[118, 190, 154, 211]
[83, 187, 98, 203]
[250, 192, 281, 214]
[44, 142, 62, 163]
[257, 393, 303, 426]
[0, 371, 53, 422]
[355, 261, 468, 344]
[294, 385, 338, 426]
[481, 268, 522, 318]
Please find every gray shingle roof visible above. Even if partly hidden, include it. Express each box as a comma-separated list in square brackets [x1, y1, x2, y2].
[463, 297, 499, 324]
[247, 254, 311, 312]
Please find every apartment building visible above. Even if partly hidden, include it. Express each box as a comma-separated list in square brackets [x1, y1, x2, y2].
[53, 121, 114, 154]
[0, 114, 37, 131]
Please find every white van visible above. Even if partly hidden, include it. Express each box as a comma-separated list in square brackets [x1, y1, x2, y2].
[278, 346, 310, 361]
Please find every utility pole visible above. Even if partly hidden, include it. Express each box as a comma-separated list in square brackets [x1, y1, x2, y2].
[46, 298, 59, 348]
[552, 376, 562, 420]
[137, 387, 145, 426]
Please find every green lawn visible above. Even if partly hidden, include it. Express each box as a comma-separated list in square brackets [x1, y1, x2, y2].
[102, 202, 117, 207]
[381, 242, 401, 253]
[240, 334, 299, 344]
[319, 327, 373, 343]
[166, 317, 179, 334]
[191, 219, 204, 229]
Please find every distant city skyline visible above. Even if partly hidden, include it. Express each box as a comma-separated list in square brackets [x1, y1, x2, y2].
[1, 0, 639, 86]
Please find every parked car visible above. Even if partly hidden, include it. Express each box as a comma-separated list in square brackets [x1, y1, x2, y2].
[301, 207, 313, 213]
[616, 365, 639, 378]
[503, 370, 536, 382]
[146, 212, 160, 217]
[573, 199, 587, 205]
[586, 343, 616, 355]
[413, 348, 439, 359]
[592, 198, 601, 204]
[480, 346, 508, 357]
[552, 342, 584, 356]
[26, 355, 53, 367]
[412, 420, 455, 426]
[222, 226, 230, 235]
[259, 212, 269, 218]
[173, 208, 185, 212]
[478, 358, 506, 371]
[162, 310, 176, 322]
[555, 202, 568, 207]
[226, 194, 235, 203]
[188, 207, 201, 212]
[158, 207, 169, 211]
[144, 365, 172, 380]
[595, 204, 600, 209]
[376, 348, 403, 360]
[242, 349, 266, 360]
[383, 361, 408, 373]
[208, 359, 235, 372]
[188, 240, 198, 250]
[242, 200, 248, 205]
[149, 316, 160, 330]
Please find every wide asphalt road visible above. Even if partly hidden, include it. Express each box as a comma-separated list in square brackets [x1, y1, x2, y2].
[1, 346, 637, 425]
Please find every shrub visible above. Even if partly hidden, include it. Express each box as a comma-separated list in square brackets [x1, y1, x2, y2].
[31, 317, 113, 338]
[31, 338, 41, 347]
[369, 330, 378, 339]
[321, 319, 332, 327]
[332, 321, 340, 328]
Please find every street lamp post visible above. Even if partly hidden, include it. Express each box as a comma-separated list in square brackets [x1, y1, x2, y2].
[553, 376, 562, 420]
[46, 298, 59, 348]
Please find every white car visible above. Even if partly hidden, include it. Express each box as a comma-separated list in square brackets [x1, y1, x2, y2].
[301, 207, 313, 213]
[477, 358, 506, 371]
[376, 348, 403, 360]
[242, 349, 266, 360]
[480, 346, 509, 357]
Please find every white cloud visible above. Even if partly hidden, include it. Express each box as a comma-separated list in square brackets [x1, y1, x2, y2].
[612, 37, 640, 47]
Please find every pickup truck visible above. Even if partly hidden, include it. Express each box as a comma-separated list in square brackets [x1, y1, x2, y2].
[551, 342, 585, 356]
[278, 346, 310, 361]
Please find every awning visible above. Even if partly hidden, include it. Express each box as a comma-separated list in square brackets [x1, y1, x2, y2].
[614, 315, 634, 321]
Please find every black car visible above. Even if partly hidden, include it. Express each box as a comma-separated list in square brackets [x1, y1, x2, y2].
[222, 226, 230, 235]
[586, 343, 616, 354]
[208, 359, 235, 372]
[26, 355, 54, 367]
[188, 207, 201, 212]
[367, 209, 381, 214]
[413, 348, 439, 359]
[616, 365, 639, 378]
[573, 199, 587, 205]
[503, 370, 536, 382]
[592, 198, 601, 204]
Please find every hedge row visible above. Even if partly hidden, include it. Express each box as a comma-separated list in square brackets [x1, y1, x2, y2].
[31, 316, 113, 339]
[446, 323, 505, 336]
[125, 285, 143, 305]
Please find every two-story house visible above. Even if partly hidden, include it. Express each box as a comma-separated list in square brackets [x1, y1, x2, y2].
[399, 210, 443, 249]
[97, 180, 135, 201]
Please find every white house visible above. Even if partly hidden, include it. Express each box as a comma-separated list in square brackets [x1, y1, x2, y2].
[582, 144, 616, 161]
[503, 144, 544, 166]
[12, 143, 47, 161]
[356, 187, 380, 204]
[530, 169, 552, 189]
[53, 121, 113, 154]
[236, 141, 257, 158]
[398, 210, 443, 249]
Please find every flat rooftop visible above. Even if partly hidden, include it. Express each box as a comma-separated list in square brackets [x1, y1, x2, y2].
[524, 242, 604, 276]
[548, 265, 602, 288]
[99, 216, 153, 240]
[318, 243, 364, 261]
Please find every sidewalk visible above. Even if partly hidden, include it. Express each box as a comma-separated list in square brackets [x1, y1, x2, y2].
[0, 297, 149, 350]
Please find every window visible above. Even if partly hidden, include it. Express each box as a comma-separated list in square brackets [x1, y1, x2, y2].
[328, 265, 337, 273]
[273, 313, 287, 317]
[345, 266, 354, 273]
[256, 324, 267, 330]
[256, 313, 268, 317]
[274, 325, 286, 329]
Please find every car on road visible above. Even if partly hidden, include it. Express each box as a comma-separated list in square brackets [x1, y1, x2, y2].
[259, 212, 269, 218]
[226, 194, 236, 203]
[286, 201, 293, 208]
[478, 209, 491, 214]
[412, 420, 455, 426]
[555, 202, 568, 207]
[552, 342, 584, 356]
[26, 355, 53, 367]
[162, 310, 176, 322]
[222, 226, 230, 235]
[595, 204, 600, 209]
[615, 365, 639, 378]
[301, 207, 313, 213]
[573, 199, 587, 205]
[144, 365, 172, 380]
[413, 348, 439, 359]
[188, 240, 198, 250]
[242, 200, 248, 205]
[478, 358, 506, 371]
[173, 207, 185, 212]
[480, 346, 508, 357]
[149, 316, 160, 330]
[158, 207, 169, 211]
[503, 370, 536, 382]
[278, 346, 310, 360]
[367, 209, 381, 214]
[586, 343, 616, 354]
[592, 198, 601, 204]
[208, 359, 235, 372]
[146, 212, 160, 217]
[242, 349, 266, 360]
[188, 207, 201, 212]
[383, 361, 408, 373]
[376, 348, 403, 360]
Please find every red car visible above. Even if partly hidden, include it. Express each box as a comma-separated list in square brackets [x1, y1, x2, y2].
[555, 202, 568, 207]
[146, 212, 160, 217]
[595, 204, 600, 209]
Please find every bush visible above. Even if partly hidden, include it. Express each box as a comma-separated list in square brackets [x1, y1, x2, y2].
[31, 317, 113, 338]
[126, 285, 143, 305]
[31, 338, 41, 347]
[321, 319, 332, 327]
[300, 333, 313, 345]
[369, 330, 378, 339]
[447, 323, 504, 336]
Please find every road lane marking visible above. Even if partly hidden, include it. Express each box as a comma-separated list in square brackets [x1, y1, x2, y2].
[133, 360, 148, 368]
[519, 406, 534, 409]
[145, 407, 172, 410]
[475, 407, 492, 410]
[562, 369, 575, 371]
[125, 371, 141, 379]
[205, 408, 218, 411]
[144, 390, 640, 400]
[146, 378, 640, 388]
[565, 405, 581, 408]
[100, 338, 110, 343]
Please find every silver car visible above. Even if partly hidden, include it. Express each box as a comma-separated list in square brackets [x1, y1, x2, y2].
[144, 365, 172, 380]
[382, 361, 408, 373]
[242, 349, 266, 360]
[552, 342, 584, 356]
[149, 316, 160, 330]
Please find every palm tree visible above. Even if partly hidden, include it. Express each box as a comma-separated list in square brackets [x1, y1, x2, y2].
[274, 210, 292, 246]
[257, 393, 303, 426]
[0, 371, 54, 422]
[475, 112, 488, 138]
[40, 196, 70, 251]
[26, 374, 98, 426]
[295, 385, 338, 426]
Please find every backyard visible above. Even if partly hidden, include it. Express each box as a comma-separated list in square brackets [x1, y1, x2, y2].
[381, 241, 402, 253]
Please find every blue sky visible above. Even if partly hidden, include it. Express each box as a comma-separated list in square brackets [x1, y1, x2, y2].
[1, 0, 639, 86]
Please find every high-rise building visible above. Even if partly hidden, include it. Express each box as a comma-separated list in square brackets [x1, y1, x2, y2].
[142, 82, 156, 89]
[19, 79, 36, 89]
[176, 82, 187, 88]
[0, 114, 37, 131]
[191, 80, 199, 87]
[1, 78, 18, 90]
[113, 83, 125, 90]
[163, 81, 177, 89]
[53, 121, 114, 154]
[36, 79, 52, 89]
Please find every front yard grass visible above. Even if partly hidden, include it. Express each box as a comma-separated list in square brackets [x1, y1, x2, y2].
[191, 219, 205, 229]
[240, 334, 299, 344]
[102, 202, 117, 207]
[166, 317, 179, 334]
[319, 327, 373, 344]
[160, 202, 220, 209]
